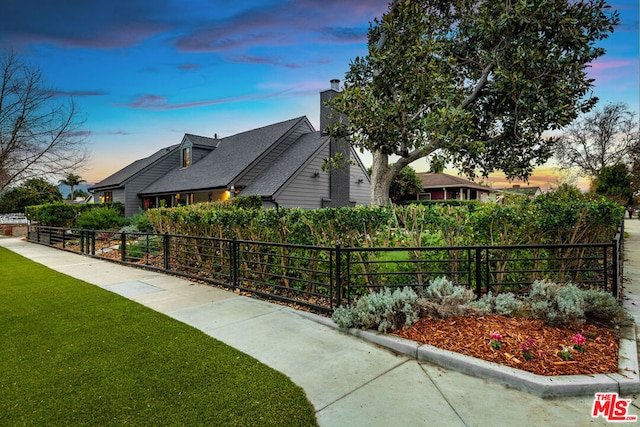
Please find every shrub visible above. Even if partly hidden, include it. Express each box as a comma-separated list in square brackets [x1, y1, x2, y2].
[582, 289, 627, 326]
[126, 212, 154, 232]
[331, 287, 419, 333]
[528, 280, 585, 327]
[555, 284, 585, 327]
[494, 293, 525, 317]
[465, 293, 495, 315]
[418, 277, 474, 318]
[75, 207, 125, 230]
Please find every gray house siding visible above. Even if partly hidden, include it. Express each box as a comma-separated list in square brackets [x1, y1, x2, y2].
[111, 189, 126, 206]
[349, 159, 370, 205]
[121, 150, 180, 216]
[274, 145, 330, 209]
[235, 120, 314, 188]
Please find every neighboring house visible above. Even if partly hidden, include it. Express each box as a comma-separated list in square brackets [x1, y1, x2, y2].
[415, 172, 491, 202]
[90, 81, 371, 217]
[496, 185, 543, 198]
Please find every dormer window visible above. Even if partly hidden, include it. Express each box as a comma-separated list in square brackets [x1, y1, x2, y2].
[182, 146, 192, 168]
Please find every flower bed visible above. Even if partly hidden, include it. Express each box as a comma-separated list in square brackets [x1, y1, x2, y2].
[392, 314, 619, 376]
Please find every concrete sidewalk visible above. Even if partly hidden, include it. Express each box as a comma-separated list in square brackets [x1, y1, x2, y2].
[3, 223, 640, 426]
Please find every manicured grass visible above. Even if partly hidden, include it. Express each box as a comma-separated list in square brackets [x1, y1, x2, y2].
[0, 247, 318, 426]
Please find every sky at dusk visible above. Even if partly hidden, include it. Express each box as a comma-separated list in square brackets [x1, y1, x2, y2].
[1, 0, 638, 190]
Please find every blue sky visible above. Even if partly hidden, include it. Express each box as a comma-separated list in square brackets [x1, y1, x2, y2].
[1, 0, 638, 186]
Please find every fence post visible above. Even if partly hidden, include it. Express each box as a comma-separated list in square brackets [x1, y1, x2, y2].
[611, 241, 619, 299]
[230, 238, 238, 287]
[163, 233, 170, 270]
[475, 248, 482, 299]
[91, 231, 96, 255]
[120, 232, 126, 262]
[335, 244, 342, 308]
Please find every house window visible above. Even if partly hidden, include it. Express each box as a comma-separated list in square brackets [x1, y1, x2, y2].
[417, 193, 431, 201]
[182, 147, 192, 168]
[103, 191, 113, 203]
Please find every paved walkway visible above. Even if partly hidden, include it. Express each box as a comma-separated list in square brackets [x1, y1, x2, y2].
[3, 220, 640, 426]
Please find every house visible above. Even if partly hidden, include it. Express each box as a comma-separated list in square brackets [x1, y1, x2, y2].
[415, 172, 491, 202]
[90, 81, 371, 217]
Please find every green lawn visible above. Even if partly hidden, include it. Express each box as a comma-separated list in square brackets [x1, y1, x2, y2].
[0, 247, 318, 426]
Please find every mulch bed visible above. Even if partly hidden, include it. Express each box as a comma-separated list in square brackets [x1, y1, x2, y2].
[392, 314, 620, 376]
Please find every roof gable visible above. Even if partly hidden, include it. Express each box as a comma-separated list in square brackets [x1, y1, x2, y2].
[182, 133, 219, 149]
[90, 144, 180, 190]
[241, 132, 329, 197]
[139, 116, 309, 195]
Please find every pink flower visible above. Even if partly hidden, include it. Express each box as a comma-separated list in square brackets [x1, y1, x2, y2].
[572, 334, 586, 345]
[491, 333, 502, 341]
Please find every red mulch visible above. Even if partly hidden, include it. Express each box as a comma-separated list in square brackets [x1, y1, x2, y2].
[392, 315, 620, 376]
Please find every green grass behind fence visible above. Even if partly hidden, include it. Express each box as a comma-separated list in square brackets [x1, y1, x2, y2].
[0, 247, 317, 426]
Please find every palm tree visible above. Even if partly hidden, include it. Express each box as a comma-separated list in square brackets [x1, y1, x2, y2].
[58, 173, 86, 200]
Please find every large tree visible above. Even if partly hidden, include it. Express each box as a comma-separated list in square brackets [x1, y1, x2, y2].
[555, 103, 639, 178]
[0, 51, 88, 192]
[329, 0, 619, 205]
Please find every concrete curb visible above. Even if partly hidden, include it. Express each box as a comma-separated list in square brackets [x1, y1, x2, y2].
[292, 308, 640, 397]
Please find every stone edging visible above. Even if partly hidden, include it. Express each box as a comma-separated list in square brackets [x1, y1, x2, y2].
[291, 308, 640, 398]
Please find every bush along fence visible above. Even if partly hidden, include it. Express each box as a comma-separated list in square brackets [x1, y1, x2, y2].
[28, 221, 624, 314]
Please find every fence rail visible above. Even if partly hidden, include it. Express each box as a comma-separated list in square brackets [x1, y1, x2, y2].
[28, 222, 624, 314]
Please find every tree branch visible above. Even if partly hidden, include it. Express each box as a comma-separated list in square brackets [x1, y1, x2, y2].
[462, 62, 495, 109]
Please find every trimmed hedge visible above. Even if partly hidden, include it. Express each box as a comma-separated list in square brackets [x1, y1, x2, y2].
[25, 202, 124, 227]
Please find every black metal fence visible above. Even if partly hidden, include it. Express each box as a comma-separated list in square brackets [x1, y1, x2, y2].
[28, 221, 624, 314]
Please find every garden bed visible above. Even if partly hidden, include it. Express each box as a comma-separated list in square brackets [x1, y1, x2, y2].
[392, 314, 619, 376]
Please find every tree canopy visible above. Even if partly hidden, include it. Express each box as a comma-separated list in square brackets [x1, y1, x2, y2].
[555, 103, 639, 178]
[592, 163, 634, 206]
[0, 178, 63, 213]
[329, 0, 619, 205]
[0, 51, 88, 192]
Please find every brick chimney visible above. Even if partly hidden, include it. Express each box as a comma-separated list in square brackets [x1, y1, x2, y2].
[320, 79, 353, 207]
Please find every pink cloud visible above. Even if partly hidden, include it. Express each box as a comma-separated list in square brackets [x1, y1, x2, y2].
[114, 90, 290, 111]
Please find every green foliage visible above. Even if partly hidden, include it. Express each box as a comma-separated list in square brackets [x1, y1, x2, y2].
[24, 202, 125, 227]
[389, 165, 423, 204]
[75, 206, 125, 230]
[330, 0, 618, 204]
[24, 203, 79, 227]
[592, 163, 634, 206]
[229, 195, 263, 209]
[126, 211, 154, 232]
[0, 178, 63, 213]
[332, 287, 420, 332]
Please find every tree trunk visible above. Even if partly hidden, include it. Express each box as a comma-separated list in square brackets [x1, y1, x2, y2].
[370, 152, 395, 206]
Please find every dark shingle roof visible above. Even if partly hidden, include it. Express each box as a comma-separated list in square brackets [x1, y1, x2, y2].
[241, 132, 329, 197]
[90, 144, 180, 190]
[139, 117, 307, 195]
[417, 172, 490, 191]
